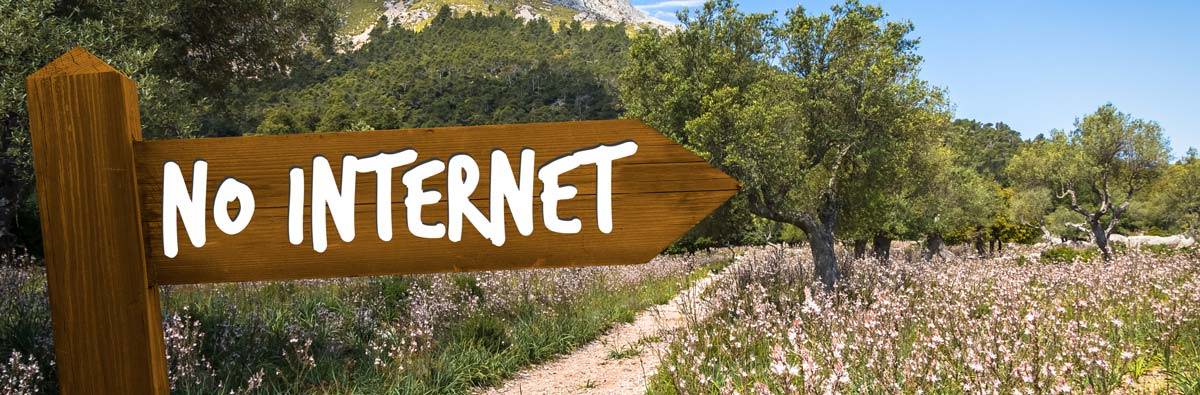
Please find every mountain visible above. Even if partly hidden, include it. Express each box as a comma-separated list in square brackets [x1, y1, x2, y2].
[344, 0, 670, 47]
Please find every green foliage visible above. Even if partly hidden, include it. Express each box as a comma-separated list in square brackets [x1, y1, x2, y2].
[947, 119, 1023, 186]
[779, 223, 807, 244]
[451, 315, 511, 352]
[1008, 186, 1054, 225]
[909, 146, 1001, 238]
[0, 0, 340, 251]
[1139, 156, 1200, 236]
[1045, 207, 1090, 241]
[989, 211, 1044, 245]
[257, 9, 630, 134]
[1039, 245, 1099, 264]
[1009, 105, 1171, 216]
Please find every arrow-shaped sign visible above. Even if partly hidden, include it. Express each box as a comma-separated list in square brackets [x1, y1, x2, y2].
[136, 119, 739, 285]
[27, 47, 739, 395]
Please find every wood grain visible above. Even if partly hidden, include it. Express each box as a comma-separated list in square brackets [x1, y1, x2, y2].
[26, 48, 169, 394]
[134, 120, 739, 284]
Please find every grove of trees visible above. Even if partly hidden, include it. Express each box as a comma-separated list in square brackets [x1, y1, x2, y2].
[622, 0, 1185, 287]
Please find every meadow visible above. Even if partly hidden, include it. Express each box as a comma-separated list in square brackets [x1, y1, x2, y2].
[0, 250, 727, 394]
[648, 247, 1200, 394]
[3, 244, 1199, 394]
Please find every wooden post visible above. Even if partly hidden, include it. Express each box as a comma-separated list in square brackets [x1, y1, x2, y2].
[25, 48, 169, 394]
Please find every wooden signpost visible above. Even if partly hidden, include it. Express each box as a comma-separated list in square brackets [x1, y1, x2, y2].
[26, 48, 738, 393]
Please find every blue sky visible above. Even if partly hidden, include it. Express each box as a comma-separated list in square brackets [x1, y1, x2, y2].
[632, 0, 1200, 156]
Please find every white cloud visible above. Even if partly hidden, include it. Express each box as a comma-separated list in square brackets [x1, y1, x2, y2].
[634, 0, 705, 11]
[647, 10, 680, 24]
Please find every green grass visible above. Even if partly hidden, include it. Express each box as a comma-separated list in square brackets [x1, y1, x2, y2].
[165, 257, 729, 393]
[607, 344, 642, 360]
[0, 254, 731, 393]
[380, 283, 677, 392]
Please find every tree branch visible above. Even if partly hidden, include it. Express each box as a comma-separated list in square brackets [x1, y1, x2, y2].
[1057, 186, 1091, 218]
[746, 185, 816, 234]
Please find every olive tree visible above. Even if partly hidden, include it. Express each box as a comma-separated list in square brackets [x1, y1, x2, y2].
[907, 146, 999, 259]
[1007, 104, 1170, 260]
[620, 0, 945, 288]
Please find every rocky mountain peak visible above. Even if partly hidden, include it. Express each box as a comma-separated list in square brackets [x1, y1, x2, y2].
[348, 0, 671, 49]
[552, 0, 665, 25]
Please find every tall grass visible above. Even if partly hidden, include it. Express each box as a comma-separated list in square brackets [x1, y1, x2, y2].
[0, 250, 728, 394]
[649, 247, 1200, 394]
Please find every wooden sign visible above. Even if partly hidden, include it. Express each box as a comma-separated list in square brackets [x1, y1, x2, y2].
[25, 48, 737, 393]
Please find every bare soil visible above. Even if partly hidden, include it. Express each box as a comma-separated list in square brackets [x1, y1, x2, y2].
[480, 262, 731, 394]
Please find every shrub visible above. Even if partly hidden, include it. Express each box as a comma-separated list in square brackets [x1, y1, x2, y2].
[1039, 245, 1099, 264]
[1141, 244, 1199, 257]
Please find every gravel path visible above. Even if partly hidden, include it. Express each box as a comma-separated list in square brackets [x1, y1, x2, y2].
[480, 259, 735, 395]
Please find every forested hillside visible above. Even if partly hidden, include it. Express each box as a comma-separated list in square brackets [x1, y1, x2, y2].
[257, 7, 630, 134]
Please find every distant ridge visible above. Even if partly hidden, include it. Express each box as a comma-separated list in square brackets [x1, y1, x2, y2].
[345, 0, 671, 48]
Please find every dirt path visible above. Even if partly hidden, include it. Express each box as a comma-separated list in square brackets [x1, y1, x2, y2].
[480, 259, 735, 395]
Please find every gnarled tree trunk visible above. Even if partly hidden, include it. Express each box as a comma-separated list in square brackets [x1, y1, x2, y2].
[806, 200, 840, 289]
[1090, 219, 1112, 261]
[748, 191, 841, 290]
[1058, 187, 1134, 262]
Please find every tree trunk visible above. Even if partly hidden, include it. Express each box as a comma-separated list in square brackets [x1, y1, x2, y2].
[973, 234, 987, 257]
[806, 200, 840, 290]
[852, 239, 867, 260]
[808, 224, 839, 289]
[872, 233, 891, 262]
[924, 233, 944, 261]
[1090, 219, 1112, 261]
[745, 189, 840, 289]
